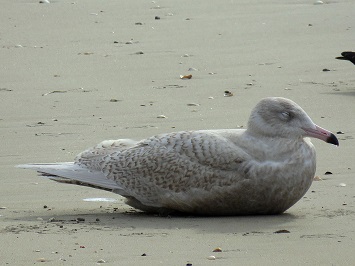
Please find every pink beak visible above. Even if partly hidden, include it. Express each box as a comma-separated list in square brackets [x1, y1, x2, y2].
[303, 125, 339, 146]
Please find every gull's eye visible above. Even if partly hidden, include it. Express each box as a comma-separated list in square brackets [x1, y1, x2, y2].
[280, 111, 291, 121]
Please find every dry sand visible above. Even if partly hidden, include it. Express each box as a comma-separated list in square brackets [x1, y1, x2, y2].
[1, 0, 355, 265]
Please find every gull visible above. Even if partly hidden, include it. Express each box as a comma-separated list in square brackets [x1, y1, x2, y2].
[18, 97, 339, 215]
[336, 51, 355, 65]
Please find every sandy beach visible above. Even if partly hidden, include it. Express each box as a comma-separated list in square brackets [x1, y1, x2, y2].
[1, 0, 355, 265]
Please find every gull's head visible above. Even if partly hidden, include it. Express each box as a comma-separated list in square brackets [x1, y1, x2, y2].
[247, 97, 339, 146]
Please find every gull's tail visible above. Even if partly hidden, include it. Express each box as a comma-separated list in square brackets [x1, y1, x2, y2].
[17, 163, 122, 192]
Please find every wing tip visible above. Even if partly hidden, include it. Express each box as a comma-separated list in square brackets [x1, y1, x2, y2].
[16, 162, 74, 168]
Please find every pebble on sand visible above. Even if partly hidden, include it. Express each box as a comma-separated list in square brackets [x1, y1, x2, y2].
[224, 90, 233, 97]
[110, 99, 120, 102]
[180, 74, 192, 79]
[207, 255, 216, 260]
[274, 229, 290, 234]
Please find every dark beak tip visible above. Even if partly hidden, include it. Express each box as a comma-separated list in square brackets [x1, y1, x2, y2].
[328, 133, 339, 146]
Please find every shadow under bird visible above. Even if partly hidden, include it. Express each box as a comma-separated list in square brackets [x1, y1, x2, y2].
[336, 51, 355, 65]
[18, 97, 339, 215]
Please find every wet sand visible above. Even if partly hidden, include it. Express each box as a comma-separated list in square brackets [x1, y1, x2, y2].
[1, 0, 354, 265]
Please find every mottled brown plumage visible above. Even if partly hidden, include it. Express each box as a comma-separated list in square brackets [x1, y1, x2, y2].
[18, 97, 338, 215]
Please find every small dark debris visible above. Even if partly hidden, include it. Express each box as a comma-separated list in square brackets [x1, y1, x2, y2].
[113, 41, 119, 43]
[322, 68, 330, 72]
[135, 22, 143, 25]
[96, 218, 100, 222]
[336, 131, 345, 134]
[155, 16, 160, 20]
[224, 90, 233, 97]
[79, 246, 85, 248]
[274, 229, 290, 234]
[308, 24, 313, 26]
[76, 217, 85, 222]
[78, 52, 94, 55]
[141, 253, 147, 256]
[186, 263, 193, 266]
[109, 99, 120, 102]
[324, 171, 333, 175]
[43, 205, 47, 209]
